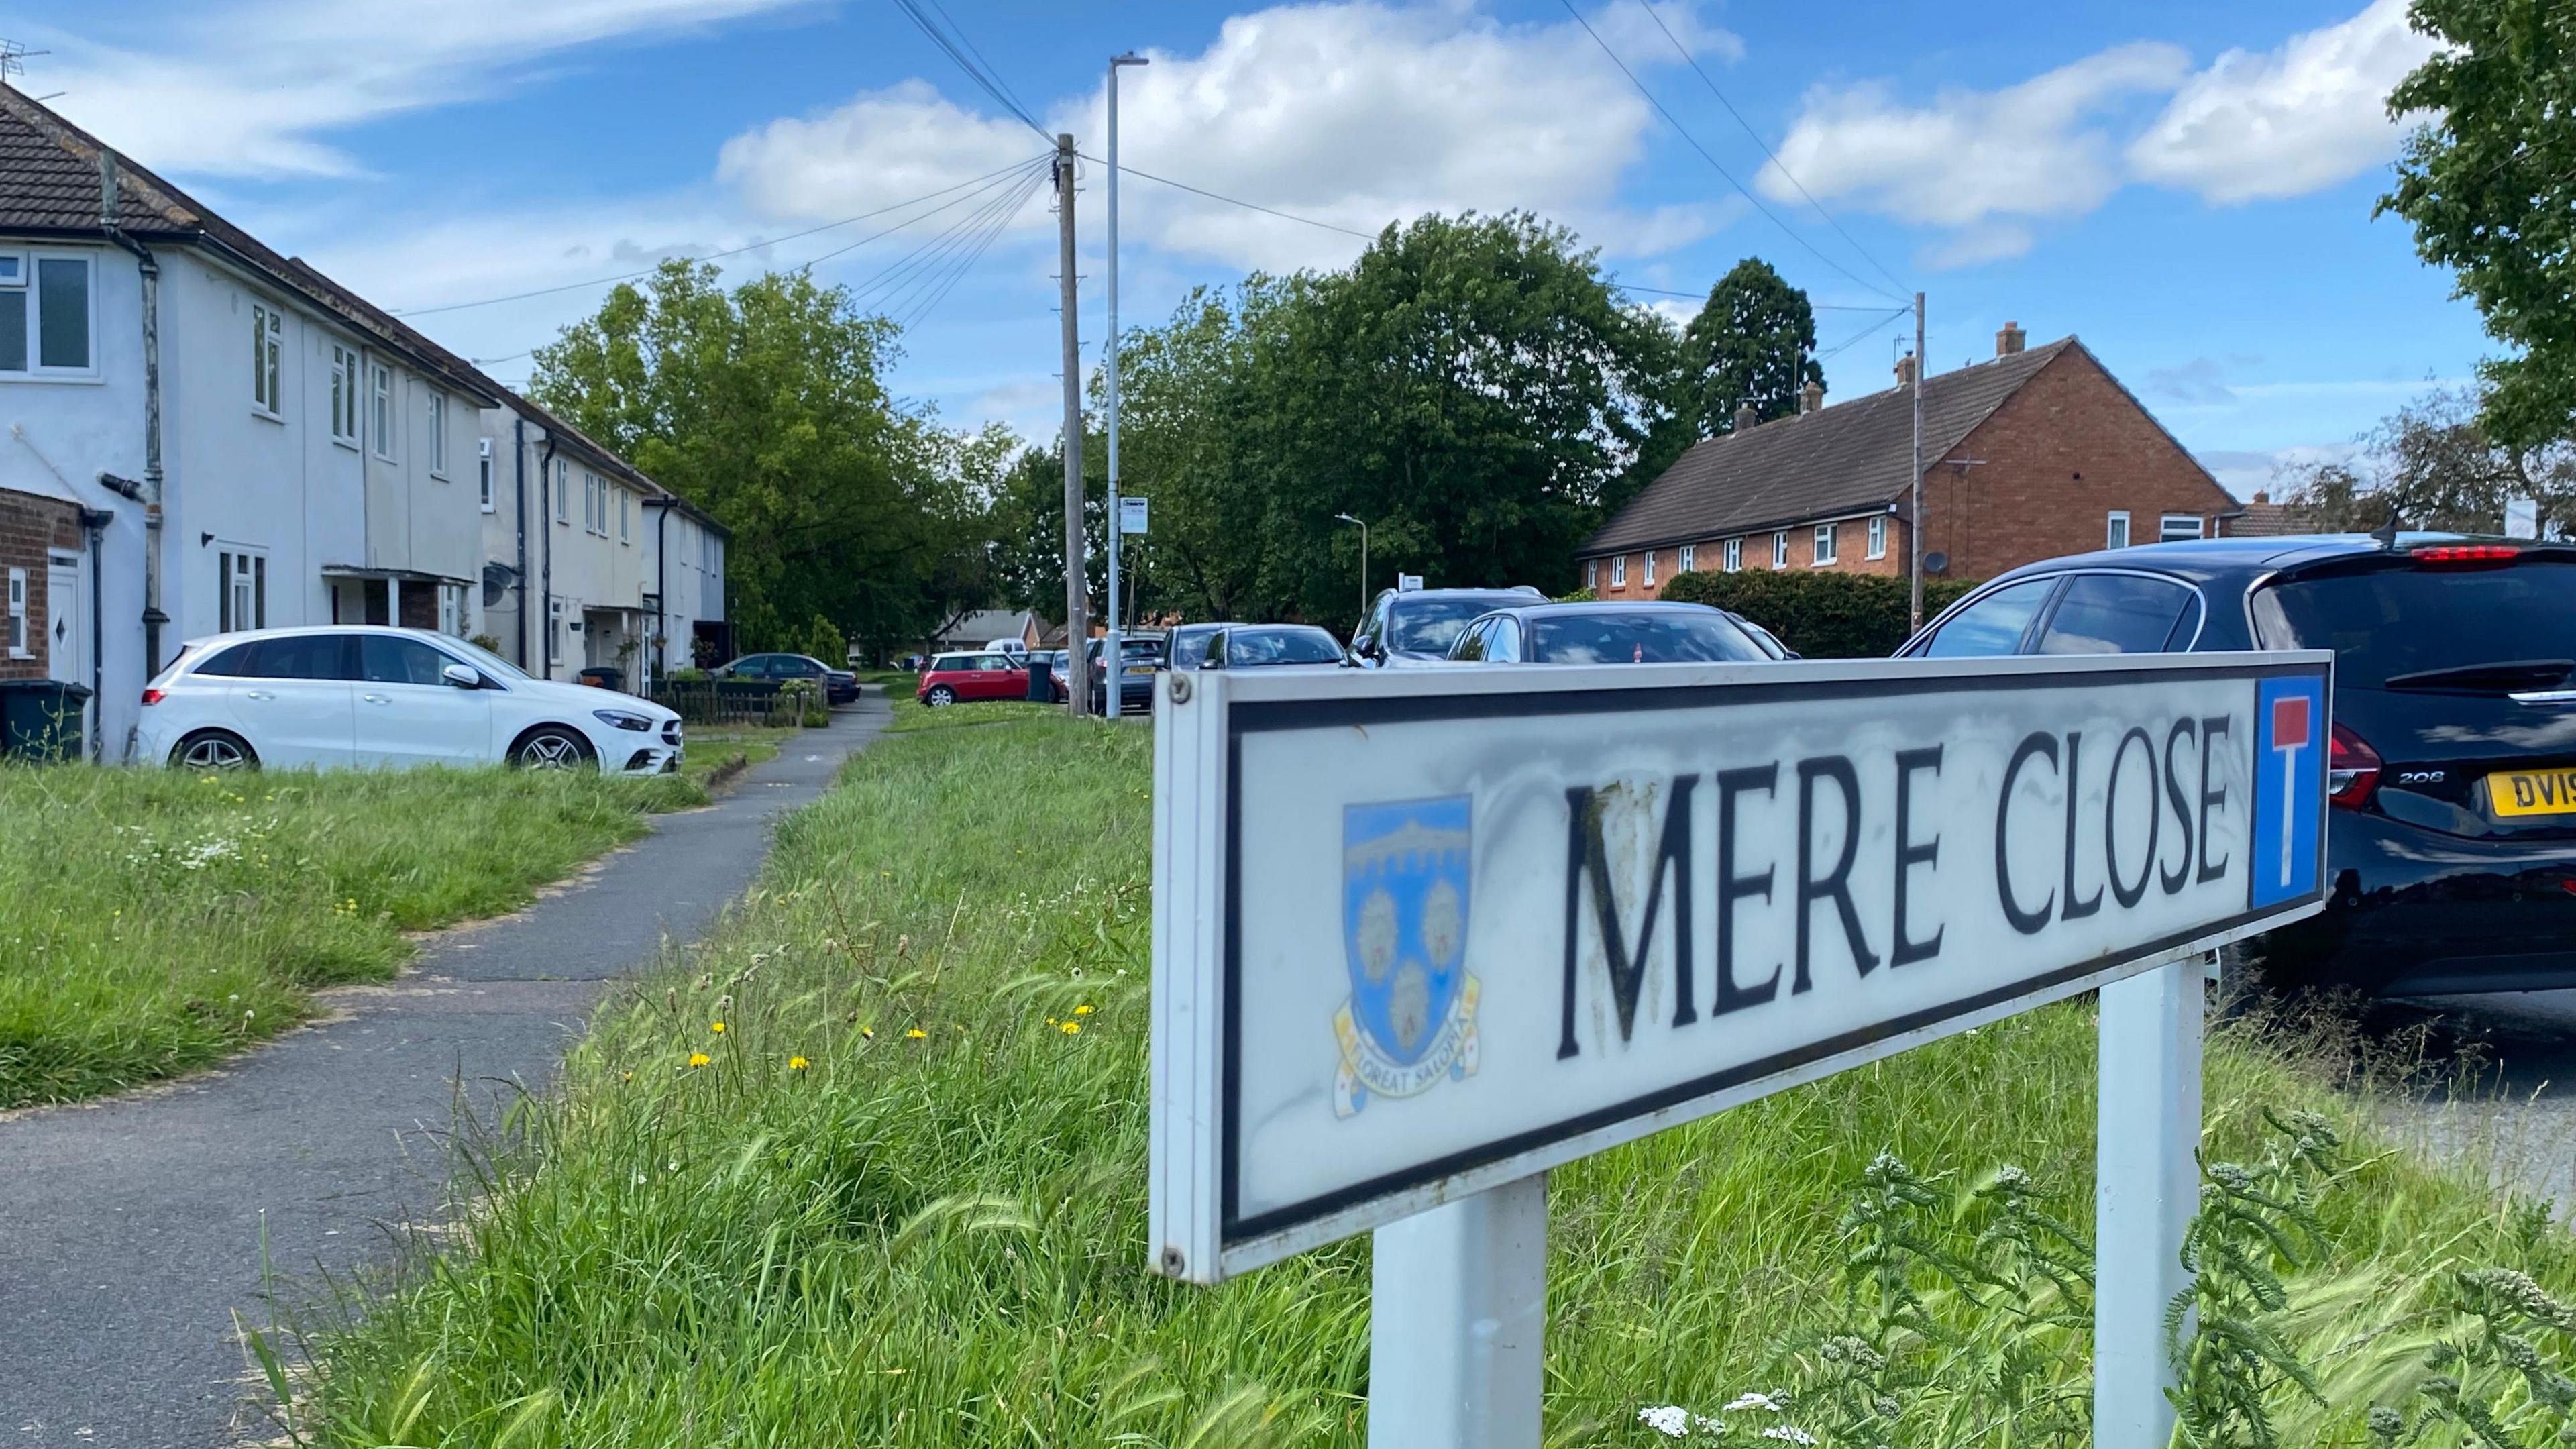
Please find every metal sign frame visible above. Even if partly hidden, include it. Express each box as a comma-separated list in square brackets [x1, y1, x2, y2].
[1149, 651, 2331, 1448]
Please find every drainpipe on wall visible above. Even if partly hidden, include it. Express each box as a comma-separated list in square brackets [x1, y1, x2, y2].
[512, 416, 529, 669]
[643, 496, 676, 687]
[81, 507, 112, 761]
[97, 149, 168, 700]
[537, 436, 557, 679]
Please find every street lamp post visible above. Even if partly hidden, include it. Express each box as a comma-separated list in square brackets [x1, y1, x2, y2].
[1335, 512, 1368, 622]
[1104, 50, 1148, 719]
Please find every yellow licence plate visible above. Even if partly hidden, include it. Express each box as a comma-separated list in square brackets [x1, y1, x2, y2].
[1126, 664, 1155, 675]
[2488, 769, 2576, 817]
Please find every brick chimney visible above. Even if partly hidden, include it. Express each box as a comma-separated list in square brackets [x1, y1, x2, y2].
[1733, 402, 1758, 433]
[1995, 320, 2026, 357]
[1894, 354, 1917, 388]
[2252, 490, 2270, 504]
[1801, 379, 1825, 415]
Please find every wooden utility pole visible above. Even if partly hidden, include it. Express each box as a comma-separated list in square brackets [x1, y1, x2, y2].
[1055, 133, 1091, 716]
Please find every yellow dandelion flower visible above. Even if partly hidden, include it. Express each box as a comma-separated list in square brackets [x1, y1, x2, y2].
[710, 1021, 726, 1034]
[904, 1028, 927, 1040]
[860, 1026, 875, 1040]
[687, 1052, 711, 1067]
[1061, 1021, 1082, 1035]
[1046, 1017, 1058, 1027]
[788, 1055, 810, 1071]
[1074, 1004, 1094, 1016]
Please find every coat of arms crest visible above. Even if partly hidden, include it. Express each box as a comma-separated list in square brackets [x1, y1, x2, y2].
[1334, 795, 1479, 1118]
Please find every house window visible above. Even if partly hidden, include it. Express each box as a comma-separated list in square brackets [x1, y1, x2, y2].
[370, 364, 395, 460]
[2107, 511, 2131, 549]
[1867, 515, 1887, 559]
[0, 252, 95, 375]
[1813, 523, 1838, 566]
[329, 347, 360, 443]
[554, 459, 570, 523]
[1611, 554, 1627, 588]
[1643, 550, 1656, 588]
[427, 392, 449, 476]
[1723, 537, 1742, 572]
[2159, 513, 2202, 543]
[216, 550, 267, 633]
[478, 438, 495, 513]
[1678, 543, 1695, 573]
[584, 471, 605, 535]
[5, 568, 24, 657]
[619, 486, 631, 543]
[1772, 531, 1788, 569]
[250, 303, 282, 415]
[1584, 558, 1597, 590]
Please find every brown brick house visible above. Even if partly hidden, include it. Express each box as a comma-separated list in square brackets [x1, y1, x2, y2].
[1579, 327, 2241, 596]
[0, 483, 88, 683]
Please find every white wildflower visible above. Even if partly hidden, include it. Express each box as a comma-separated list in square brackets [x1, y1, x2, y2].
[1638, 1406, 1693, 1438]
[1725, 1393, 1783, 1414]
[1761, 1427, 1817, 1446]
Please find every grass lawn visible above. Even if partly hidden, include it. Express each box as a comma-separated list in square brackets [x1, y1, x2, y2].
[679, 723, 798, 783]
[296, 715, 2576, 1446]
[0, 764, 702, 1109]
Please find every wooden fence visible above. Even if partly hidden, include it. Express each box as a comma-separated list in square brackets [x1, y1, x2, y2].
[647, 680, 804, 727]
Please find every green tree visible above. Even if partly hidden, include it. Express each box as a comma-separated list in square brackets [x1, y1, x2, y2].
[1676, 256, 1825, 441]
[2381, 1, 2576, 449]
[2279, 387, 2576, 533]
[531, 260, 993, 659]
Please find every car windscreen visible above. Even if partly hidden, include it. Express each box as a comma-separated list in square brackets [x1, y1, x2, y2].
[1389, 596, 1525, 654]
[1224, 628, 1344, 666]
[2253, 556, 2576, 689]
[1529, 610, 1769, 664]
[1169, 629, 1220, 669]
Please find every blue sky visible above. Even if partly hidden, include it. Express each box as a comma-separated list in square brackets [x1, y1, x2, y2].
[15, 0, 2478, 496]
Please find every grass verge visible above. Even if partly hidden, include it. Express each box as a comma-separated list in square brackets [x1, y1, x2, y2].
[679, 724, 798, 783]
[297, 715, 2575, 1446]
[0, 763, 701, 1109]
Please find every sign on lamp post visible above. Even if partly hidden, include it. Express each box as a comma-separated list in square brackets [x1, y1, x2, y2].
[1149, 651, 2331, 1448]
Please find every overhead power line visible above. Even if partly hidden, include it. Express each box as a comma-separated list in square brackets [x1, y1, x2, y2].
[1080, 152, 1383, 241]
[394, 156, 1050, 317]
[888, 0, 1050, 142]
[1552, 0, 1904, 305]
[1815, 306, 1911, 363]
[1606, 280, 1913, 309]
[1629, 1, 1909, 297]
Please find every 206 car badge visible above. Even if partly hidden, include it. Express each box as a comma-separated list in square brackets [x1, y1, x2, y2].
[1334, 796, 1480, 1118]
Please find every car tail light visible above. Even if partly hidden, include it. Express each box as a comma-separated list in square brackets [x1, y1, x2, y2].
[2411, 544, 2522, 568]
[2328, 723, 2381, 808]
[141, 687, 166, 706]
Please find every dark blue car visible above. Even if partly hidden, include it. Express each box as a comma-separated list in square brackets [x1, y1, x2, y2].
[1899, 533, 2576, 996]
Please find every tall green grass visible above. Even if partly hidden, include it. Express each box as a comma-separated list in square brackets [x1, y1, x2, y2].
[297, 716, 2573, 1446]
[0, 763, 700, 1108]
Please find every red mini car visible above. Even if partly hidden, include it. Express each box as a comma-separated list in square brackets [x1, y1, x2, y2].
[916, 650, 1027, 706]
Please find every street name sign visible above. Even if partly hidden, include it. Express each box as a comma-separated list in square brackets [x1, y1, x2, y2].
[1152, 651, 2330, 1284]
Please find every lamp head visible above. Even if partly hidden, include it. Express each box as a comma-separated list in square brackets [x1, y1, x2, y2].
[1113, 51, 1148, 67]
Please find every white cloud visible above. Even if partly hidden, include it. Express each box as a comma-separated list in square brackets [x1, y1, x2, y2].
[32, 0, 819, 178]
[1760, 41, 2188, 258]
[715, 1, 1742, 274]
[2129, 0, 2438, 205]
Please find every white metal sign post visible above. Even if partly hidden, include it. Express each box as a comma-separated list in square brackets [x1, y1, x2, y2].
[1150, 653, 2330, 1447]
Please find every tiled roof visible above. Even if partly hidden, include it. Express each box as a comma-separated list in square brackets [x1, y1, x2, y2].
[0, 84, 497, 405]
[2224, 498, 2314, 537]
[1584, 339, 2078, 554]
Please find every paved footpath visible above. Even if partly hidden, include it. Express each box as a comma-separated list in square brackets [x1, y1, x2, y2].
[1, 695, 886, 1447]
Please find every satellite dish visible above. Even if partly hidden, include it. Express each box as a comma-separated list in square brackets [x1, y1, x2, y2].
[1923, 551, 1950, 575]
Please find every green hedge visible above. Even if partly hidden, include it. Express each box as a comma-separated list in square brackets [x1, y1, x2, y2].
[1658, 569, 1980, 658]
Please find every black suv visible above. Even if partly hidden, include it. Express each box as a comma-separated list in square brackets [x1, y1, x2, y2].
[1900, 534, 2576, 995]
[1348, 586, 1546, 667]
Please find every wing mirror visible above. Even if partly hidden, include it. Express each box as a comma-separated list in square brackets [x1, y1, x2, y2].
[441, 663, 484, 690]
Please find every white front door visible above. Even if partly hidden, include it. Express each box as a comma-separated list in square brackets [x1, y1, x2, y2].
[353, 634, 492, 768]
[44, 550, 88, 756]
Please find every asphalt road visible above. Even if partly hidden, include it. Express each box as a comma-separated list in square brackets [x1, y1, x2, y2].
[0, 696, 885, 1447]
[2365, 989, 2576, 1212]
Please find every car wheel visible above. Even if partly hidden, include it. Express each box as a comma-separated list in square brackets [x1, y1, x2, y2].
[925, 686, 957, 707]
[172, 729, 258, 772]
[509, 725, 593, 771]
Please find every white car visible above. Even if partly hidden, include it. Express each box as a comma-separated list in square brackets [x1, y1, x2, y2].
[138, 625, 683, 775]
